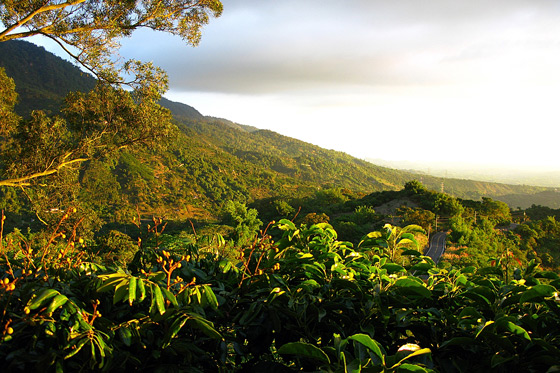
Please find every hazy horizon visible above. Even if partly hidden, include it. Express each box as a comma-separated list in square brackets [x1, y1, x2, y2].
[368, 158, 560, 188]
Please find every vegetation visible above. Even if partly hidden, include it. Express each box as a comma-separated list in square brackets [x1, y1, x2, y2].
[0, 0, 223, 89]
[1, 213, 560, 371]
[1, 7, 560, 372]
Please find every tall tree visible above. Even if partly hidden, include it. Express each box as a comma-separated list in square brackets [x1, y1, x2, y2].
[0, 83, 173, 188]
[0, 1, 222, 216]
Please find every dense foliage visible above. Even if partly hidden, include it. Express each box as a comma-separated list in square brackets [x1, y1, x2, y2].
[1, 13, 560, 373]
[1, 214, 560, 372]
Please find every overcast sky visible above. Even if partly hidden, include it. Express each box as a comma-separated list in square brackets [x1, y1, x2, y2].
[41, 0, 560, 171]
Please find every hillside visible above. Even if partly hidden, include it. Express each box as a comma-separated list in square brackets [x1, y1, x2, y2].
[0, 40, 555, 224]
[0, 40, 96, 116]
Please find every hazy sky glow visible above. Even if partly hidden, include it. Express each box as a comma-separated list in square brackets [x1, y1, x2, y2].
[38, 0, 560, 170]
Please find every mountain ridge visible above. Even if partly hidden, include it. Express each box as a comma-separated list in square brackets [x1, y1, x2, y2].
[0, 39, 556, 214]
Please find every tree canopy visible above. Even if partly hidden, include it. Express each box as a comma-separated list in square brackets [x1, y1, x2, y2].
[0, 0, 222, 193]
[0, 0, 223, 90]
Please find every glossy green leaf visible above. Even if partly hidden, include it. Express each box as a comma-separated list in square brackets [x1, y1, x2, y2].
[96, 275, 127, 293]
[28, 289, 60, 310]
[348, 334, 385, 363]
[382, 263, 406, 274]
[45, 294, 68, 314]
[393, 278, 432, 298]
[152, 284, 166, 315]
[128, 277, 137, 306]
[278, 342, 330, 364]
[520, 284, 556, 303]
[401, 249, 423, 256]
[113, 280, 129, 305]
[410, 262, 433, 273]
[475, 320, 495, 339]
[163, 314, 189, 348]
[534, 271, 559, 280]
[496, 319, 531, 341]
[395, 348, 431, 366]
[276, 219, 297, 231]
[201, 284, 218, 310]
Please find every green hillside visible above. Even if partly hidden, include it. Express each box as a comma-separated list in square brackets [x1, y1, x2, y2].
[0, 40, 96, 116]
[3, 40, 560, 373]
[0, 40, 554, 226]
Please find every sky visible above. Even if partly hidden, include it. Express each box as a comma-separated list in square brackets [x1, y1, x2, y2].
[36, 0, 560, 172]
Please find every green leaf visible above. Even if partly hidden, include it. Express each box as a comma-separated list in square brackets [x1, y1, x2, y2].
[161, 287, 178, 307]
[128, 277, 137, 306]
[278, 342, 330, 364]
[301, 263, 326, 280]
[534, 271, 559, 280]
[28, 289, 60, 310]
[64, 337, 89, 360]
[410, 262, 433, 273]
[490, 353, 516, 368]
[152, 284, 166, 315]
[118, 327, 133, 347]
[397, 363, 430, 372]
[45, 294, 68, 314]
[348, 334, 385, 363]
[382, 263, 406, 274]
[201, 285, 218, 310]
[395, 348, 431, 366]
[163, 314, 189, 348]
[459, 306, 483, 320]
[393, 278, 432, 298]
[276, 219, 297, 231]
[475, 320, 495, 339]
[461, 266, 476, 274]
[96, 274, 127, 292]
[440, 337, 475, 349]
[239, 302, 262, 325]
[187, 314, 222, 340]
[113, 280, 129, 305]
[295, 279, 320, 291]
[137, 278, 146, 301]
[520, 284, 556, 303]
[495, 319, 531, 341]
[401, 249, 422, 256]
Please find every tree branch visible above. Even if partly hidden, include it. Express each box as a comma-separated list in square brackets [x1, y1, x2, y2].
[0, 157, 89, 188]
[0, 0, 87, 41]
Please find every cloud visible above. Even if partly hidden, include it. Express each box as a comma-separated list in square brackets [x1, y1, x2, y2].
[118, 0, 560, 96]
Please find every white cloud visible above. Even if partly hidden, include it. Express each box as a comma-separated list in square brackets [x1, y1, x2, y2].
[117, 0, 560, 171]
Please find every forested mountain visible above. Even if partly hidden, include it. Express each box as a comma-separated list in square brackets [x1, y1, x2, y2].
[0, 40, 555, 225]
[0, 40, 96, 116]
[3, 37, 560, 373]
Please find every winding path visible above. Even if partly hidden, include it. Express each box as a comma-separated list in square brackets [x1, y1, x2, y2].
[425, 232, 447, 263]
